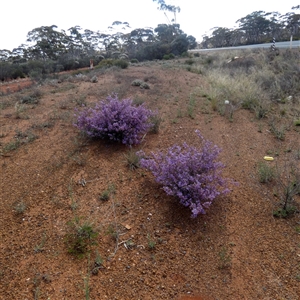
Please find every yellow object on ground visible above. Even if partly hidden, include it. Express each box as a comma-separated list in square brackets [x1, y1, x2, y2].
[264, 156, 274, 161]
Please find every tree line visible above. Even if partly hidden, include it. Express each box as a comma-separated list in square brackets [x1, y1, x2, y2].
[0, 22, 197, 81]
[0, 0, 198, 81]
[200, 6, 300, 48]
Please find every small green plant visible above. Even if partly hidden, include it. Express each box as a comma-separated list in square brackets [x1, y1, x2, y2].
[19, 88, 43, 105]
[32, 275, 41, 300]
[295, 149, 300, 160]
[68, 180, 78, 210]
[147, 234, 156, 250]
[13, 201, 27, 214]
[74, 95, 87, 106]
[124, 148, 140, 170]
[99, 183, 116, 201]
[123, 239, 135, 250]
[132, 96, 144, 106]
[83, 275, 90, 300]
[149, 114, 162, 134]
[2, 129, 38, 153]
[187, 94, 196, 119]
[273, 206, 296, 218]
[269, 117, 286, 140]
[99, 190, 110, 201]
[106, 223, 119, 241]
[3, 140, 20, 153]
[65, 217, 98, 257]
[34, 233, 47, 253]
[257, 161, 275, 183]
[273, 162, 300, 218]
[218, 246, 231, 269]
[91, 250, 104, 275]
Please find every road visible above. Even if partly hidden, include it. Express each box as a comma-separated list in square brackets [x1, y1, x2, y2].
[191, 40, 300, 52]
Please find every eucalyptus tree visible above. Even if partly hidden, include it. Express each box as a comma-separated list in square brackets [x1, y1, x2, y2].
[282, 5, 300, 42]
[236, 11, 273, 44]
[154, 23, 182, 43]
[26, 25, 68, 60]
[67, 25, 86, 58]
[208, 27, 233, 47]
[264, 11, 283, 40]
[152, 0, 181, 23]
[0, 49, 12, 62]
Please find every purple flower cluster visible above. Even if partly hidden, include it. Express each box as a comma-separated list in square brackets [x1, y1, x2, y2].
[138, 131, 230, 218]
[74, 94, 154, 145]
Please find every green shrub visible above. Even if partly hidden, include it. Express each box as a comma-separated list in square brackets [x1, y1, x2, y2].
[114, 59, 128, 69]
[185, 59, 194, 65]
[131, 79, 143, 86]
[149, 114, 162, 133]
[257, 161, 275, 183]
[65, 217, 98, 257]
[96, 59, 114, 69]
[124, 148, 141, 170]
[96, 59, 128, 70]
[163, 53, 175, 60]
[131, 79, 150, 89]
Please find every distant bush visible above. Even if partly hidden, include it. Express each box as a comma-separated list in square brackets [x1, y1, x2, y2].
[138, 130, 231, 217]
[96, 59, 128, 70]
[96, 59, 115, 69]
[185, 59, 194, 65]
[74, 94, 155, 145]
[131, 79, 150, 89]
[163, 53, 175, 60]
[113, 59, 128, 69]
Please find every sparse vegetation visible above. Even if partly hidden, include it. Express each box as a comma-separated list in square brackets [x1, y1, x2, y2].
[218, 246, 231, 269]
[273, 162, 300, 218]
[124, 148, 140, 170]
[1, 47, 300, 299]
[147, 234, 156, 250]
[257, 161, 275, 183]
[13, 201, 27, 214]
[65, 217, 98, 257]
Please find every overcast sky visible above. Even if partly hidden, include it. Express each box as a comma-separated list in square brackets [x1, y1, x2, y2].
[0, 0, 298, 51]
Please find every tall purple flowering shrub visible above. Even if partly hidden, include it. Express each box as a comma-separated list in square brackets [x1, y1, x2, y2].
[138, 130, 230, 217]
[74, 94, 155, 145]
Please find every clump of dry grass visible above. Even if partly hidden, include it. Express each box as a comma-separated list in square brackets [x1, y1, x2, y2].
[192, 48, 300, 121]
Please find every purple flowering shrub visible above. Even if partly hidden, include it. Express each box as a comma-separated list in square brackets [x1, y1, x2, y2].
[138, 130, 230, 217]
[74, 94, 155, 145]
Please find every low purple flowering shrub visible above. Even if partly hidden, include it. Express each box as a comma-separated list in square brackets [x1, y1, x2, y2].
[74, 94, 155, 145]
[138, 130, 230, 217]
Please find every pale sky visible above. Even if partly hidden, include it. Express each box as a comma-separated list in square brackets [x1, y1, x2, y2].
[0, 0, 298, 51]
